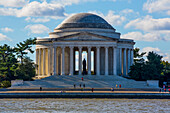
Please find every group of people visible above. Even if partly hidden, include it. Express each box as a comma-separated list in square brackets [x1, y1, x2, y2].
[73, 84, 95, 92]
[111, 84, 122, 91]
[72, 77, 95, 92]
[160, 85, 170, 93]
[74, 84, 85, 88]
[115, 84, 121, 88]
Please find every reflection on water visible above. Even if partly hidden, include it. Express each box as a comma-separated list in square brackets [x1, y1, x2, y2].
[0, 99, 169, 113]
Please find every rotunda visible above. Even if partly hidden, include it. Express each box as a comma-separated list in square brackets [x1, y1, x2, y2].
[36, 13, 135, 77]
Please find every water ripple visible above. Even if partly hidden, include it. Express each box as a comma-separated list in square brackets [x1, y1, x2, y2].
[0, 99, 169, 113]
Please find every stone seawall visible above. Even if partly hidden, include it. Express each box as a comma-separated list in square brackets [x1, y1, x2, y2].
[0, 93, 169, 99]
[5, 88, 160, 91]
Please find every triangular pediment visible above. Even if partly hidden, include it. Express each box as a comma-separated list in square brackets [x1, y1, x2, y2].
[54, 32, 117, 41]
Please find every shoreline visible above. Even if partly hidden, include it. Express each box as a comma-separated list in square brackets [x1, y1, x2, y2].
[1, 87, 169, 99]
[0, 91, 170, 99]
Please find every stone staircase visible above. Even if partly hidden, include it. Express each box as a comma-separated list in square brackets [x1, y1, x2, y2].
[11, 75, 158, 88]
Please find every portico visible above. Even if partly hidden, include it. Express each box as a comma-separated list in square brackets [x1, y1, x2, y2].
[36, 45, 134, 76]
[35, 13, 135, 78]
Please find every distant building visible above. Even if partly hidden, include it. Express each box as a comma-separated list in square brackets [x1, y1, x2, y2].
[36, 13, 135, 78]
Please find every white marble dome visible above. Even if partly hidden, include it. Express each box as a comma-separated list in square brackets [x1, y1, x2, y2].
[49, 13, 119, 39]
[55, 13, 115, 30]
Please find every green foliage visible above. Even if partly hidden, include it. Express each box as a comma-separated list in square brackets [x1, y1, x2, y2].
[145, 51, 164, 80]
[0, 80, 11, 88]
[129, 59, 146, 80]
[15, 57, 36, 81]
[14, 38, 36, 64]
[0, 38, 37, 88]
[165, 72, 170, 79]
[162, 60, 170, 75]
[129, 51, 164, 81]
[0, 44, 18, 80]
[133, 48, 146, 63]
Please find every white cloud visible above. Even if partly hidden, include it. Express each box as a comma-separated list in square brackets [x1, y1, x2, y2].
[125, 15, 170, 31]
[0, 33, 11, 41]
[0, 0, 101, 19]
[120, 9, 139, 19]
[17, 1, 65, 17]
[89, 10, 125, 26]
[51, 0, 79, 6]
[167, 10, 170, 15]
[0, 0, 29, 7]
[124, 15, 170, 41]
[25, 24, 50, 34]
[121, 9, 134, 14]
[25, 17, 50, 23]
[121, 31, 169, 42]
[164, 53, 170, 62]
[51, 0, 97, 6]
[1, 27, 14, 32]
[141, 47, 170, 62]
[0, 8, 18, 16]
[142, 47, 161, 53]
[104, 10, 125, 25]
[0, 1, 65, 18]
[143, 0, 170, 14]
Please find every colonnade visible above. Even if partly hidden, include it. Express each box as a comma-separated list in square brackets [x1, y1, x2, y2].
[119, 48, 133, 76]
[36, 46, 133, 77]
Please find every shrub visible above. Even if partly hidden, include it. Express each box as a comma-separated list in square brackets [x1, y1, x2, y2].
[1, 80, 11, 88]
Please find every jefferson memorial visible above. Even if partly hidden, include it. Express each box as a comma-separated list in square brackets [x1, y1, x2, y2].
[36, 13, 135, 77]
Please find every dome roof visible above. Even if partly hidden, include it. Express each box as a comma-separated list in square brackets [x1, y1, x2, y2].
[55, 13, 115, 30]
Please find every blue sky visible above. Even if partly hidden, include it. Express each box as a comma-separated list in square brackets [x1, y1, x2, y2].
[0, 0, 170, 62]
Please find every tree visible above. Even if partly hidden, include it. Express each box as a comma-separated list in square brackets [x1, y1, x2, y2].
[0, 80, 11, 88]
[0, 44, 18, 80]
[129, 58, 146, 80]
[129, 48, 146, 80]
[129, 50, 164, 81]
[14, 38, 36, 65]
[145, 51, 164, 80]
[15, 57, 36, 81]
[133, 48, 146, 63]
[162, 60, 170, 75]
[0, 38, 36, 88]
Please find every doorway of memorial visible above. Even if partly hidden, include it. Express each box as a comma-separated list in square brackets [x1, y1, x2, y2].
[82, 51, 87, 75]
[74, 49, 94, 75]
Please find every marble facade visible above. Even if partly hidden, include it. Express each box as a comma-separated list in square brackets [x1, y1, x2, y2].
[36, 13, 135, 77]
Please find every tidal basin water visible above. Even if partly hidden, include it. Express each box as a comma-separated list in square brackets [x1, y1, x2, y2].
[0, 99, 169, 113]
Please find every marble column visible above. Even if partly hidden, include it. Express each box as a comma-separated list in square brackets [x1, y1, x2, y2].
[128, 49, 131, 73]
[119, 48, 122, 75]
[62, 46, 65, 75]
[53, 47, 57, 75]
[39, 49, 41, 75]
[88, 47, 91, 75]
[36, 49, 38, 75]
[43, 48, 46, 76]
[79, 47, 82, 75]
[69, 46, 73, 75]
[113, 47, 117, 75]
[123, 48, 127, 76]
[97, 47, 100, 75]
[50, 47, 53, 75]
[48, 48, 51, 76]
[131, 49, 134, 66]
[105, 47, 108, 75]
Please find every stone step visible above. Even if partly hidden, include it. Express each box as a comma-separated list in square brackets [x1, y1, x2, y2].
[11, 75, 153, 88]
